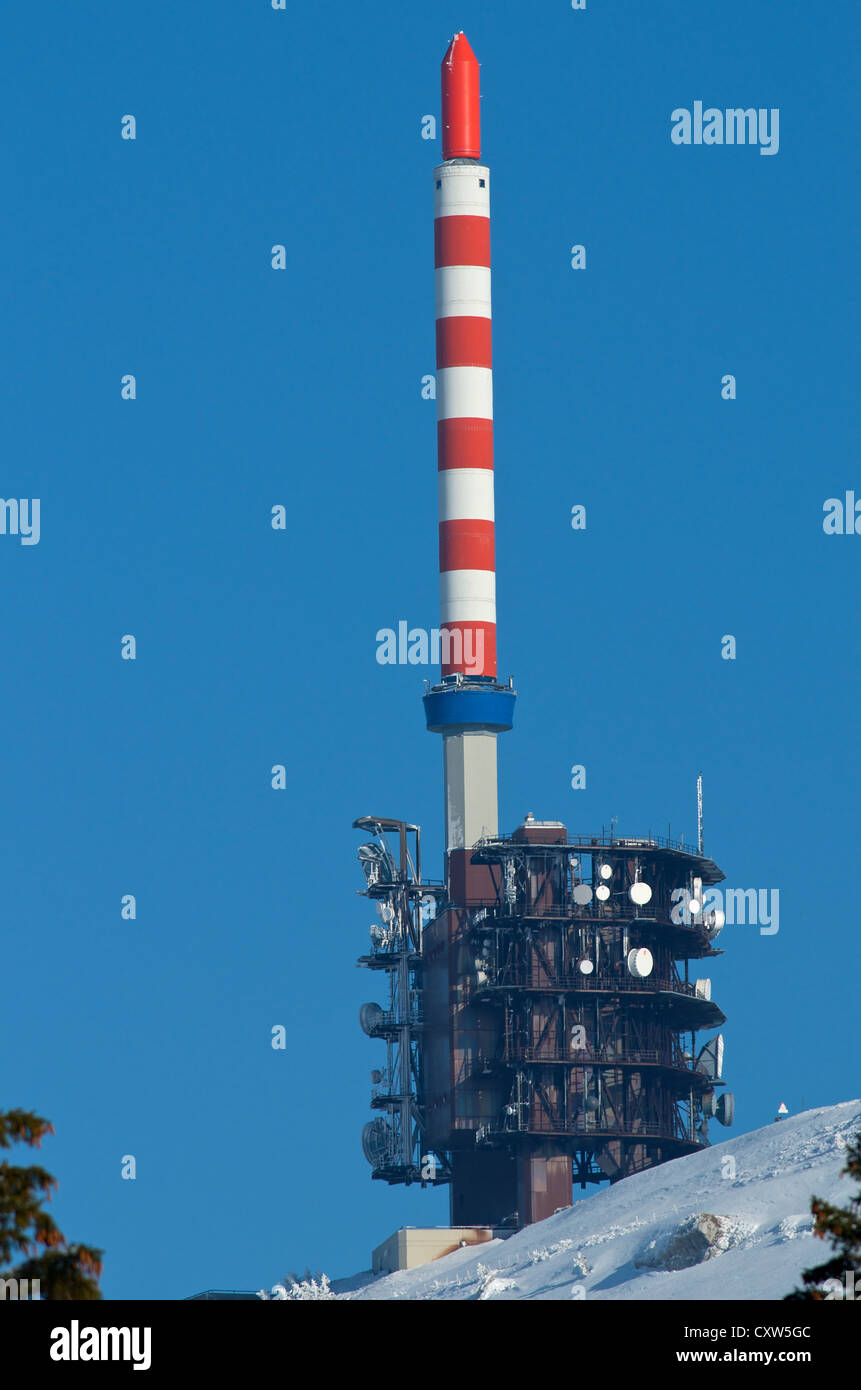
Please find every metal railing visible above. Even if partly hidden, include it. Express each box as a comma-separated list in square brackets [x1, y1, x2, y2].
[364, 1008, 423, 1034]
[521, 1046, 665, 1066]
[478, 830, 700, 857]
[465, 898, 715, 927]
[456, 1044, 700, 1079]
[474, 970, 699, 997]
[472, 1114, 699, 1142]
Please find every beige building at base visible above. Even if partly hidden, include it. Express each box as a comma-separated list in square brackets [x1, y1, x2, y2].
[372, 1226, 507, 1276]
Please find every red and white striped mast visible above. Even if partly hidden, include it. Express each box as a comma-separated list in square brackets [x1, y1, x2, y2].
[423, 33, 515, 855]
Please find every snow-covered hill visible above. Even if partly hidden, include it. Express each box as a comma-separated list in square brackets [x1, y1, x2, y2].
[330, 1101, 860, 1301]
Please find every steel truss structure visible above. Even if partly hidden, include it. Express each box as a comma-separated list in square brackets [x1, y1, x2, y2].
[354, 817, 449, 1188]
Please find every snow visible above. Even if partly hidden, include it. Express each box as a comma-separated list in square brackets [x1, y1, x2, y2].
[327, 1101, 861, 1301]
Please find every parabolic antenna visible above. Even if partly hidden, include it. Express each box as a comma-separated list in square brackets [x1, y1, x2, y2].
[599, 863, 613, 880]
[701, 1090, 717, 1118]
[696, 1033, 724, 1080]
[629, 881, 653, 906]
[370, 1069, 383, 1085]
[361, 1118, 391, 1165]
[704, 907, 725, 937]
[568, 855, 580, 869]
[595, 884, 610, 902]
[359, 1002, 385, 1035]
[578, 958, 594, 974]
[627, 947, 654, 978]
[694, 978, 711, 1001]
[377, 902, 394, 925]
[716, 1092, 734, 1127]
[572, 884, 593, 906]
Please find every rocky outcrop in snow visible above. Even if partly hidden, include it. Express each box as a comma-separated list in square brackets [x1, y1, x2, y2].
[634, 1213, 753, 1270]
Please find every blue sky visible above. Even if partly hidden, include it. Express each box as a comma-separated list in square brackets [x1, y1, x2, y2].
[1, 0, 858, 1299]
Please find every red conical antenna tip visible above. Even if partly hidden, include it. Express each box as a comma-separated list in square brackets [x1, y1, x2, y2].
[441, 32, 481, 160]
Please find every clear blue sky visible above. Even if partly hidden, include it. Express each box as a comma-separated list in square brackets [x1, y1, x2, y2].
[1, 1, 858, 1299]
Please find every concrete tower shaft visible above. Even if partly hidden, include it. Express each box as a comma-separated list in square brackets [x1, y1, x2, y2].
[434, 162, 495, 679]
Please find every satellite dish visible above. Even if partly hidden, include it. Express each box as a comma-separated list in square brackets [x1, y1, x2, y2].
[568, 855, 580, 869]
[704, 907, 725, 936]
[629, 882, 653, 906]
[696, 1034, 724, 1080]
[716, 1092, 734, 1127]
[701, 1090, 717, 1117]
[361, 1119, 391, 1165]
[359, 1002, 385, 1035]
[627, 947, 654, 978]
[377, 902, 394, 925]
[572, 884, 593, 905]
[578, 958, 594, 974]
[599, 864, 613, 880]
[595, 884, 611, 902]
[370, 1069, 383, 1085]
[694, 978, 711, 1001]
